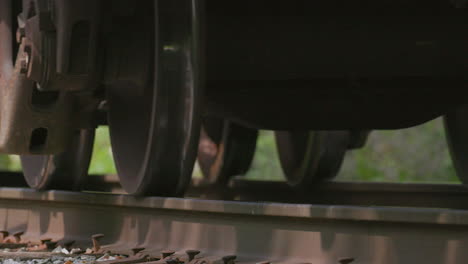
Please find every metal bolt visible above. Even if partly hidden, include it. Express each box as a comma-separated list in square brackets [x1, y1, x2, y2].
[162, 250, 175, 258]
[222, 255, 237, 264]
[19, 52, 29, 74]
[339, 258, 355, 264]
[16, 27, 25, 43]
[13, 231, 24, 243]
[132, 247, 145, 255]
[186, 250, 201, 261]
[40, 238, 52, 245]
[0, 231, 9, 241]
[92, 234, 104, 252]
[98, 100, 108, 111]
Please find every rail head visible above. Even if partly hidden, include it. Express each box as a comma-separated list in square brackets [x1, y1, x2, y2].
[0, 187, 467, 227]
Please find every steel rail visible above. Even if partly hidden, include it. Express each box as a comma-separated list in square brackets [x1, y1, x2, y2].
[1, 171, 468, 209]
[0, 187, 468, 264]
[189, 179, 468, 209]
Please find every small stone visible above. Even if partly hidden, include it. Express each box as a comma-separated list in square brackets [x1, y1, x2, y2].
[51, 255, 64, 261]
[97, 253, 118, 262]
[80, 255, 95, 261]
[70, 248, 84, 254]
[52, 246, 63, 253]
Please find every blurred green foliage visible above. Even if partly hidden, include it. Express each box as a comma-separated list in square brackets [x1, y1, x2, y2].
[337, 118, 458, 183]
[89, 127, 117, 175]
[0, 118, 459, 184]
[0, 154, 21, 171]
[0, 126, 118, 174]
[244, 118, 459, 183]
[243, 131, 284, 181]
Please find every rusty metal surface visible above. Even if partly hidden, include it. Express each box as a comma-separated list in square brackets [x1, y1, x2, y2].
[2, 171, 468, 209]
[188, 179, 468, 210]
[0, 0, 100, 155]
[0, 187, 468, 263]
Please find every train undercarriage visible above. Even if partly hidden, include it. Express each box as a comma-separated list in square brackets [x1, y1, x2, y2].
[0, 0, 467, 196]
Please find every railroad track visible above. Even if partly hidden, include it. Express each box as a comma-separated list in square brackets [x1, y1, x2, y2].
[3, 171, 468, 209]
[1, 173, 468, 264]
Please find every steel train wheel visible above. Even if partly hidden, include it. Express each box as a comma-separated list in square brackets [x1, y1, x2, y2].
[107, 0, 203, 196]
[275, 131, 350, 187]
[198, 118, 258, 184]
[444, 106, 468, 184]
[21, 130, 95, 190]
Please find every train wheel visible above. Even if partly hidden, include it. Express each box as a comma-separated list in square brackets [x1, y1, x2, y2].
[107, 0, 203, 196]
[444, 106, 468, 184]
[198, 118, 258, 184]
[21, 129, 95, 190]
[275, 131, 350, 188]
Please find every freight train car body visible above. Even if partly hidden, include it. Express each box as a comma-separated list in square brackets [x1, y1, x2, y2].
[0, 0, 467, 195]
